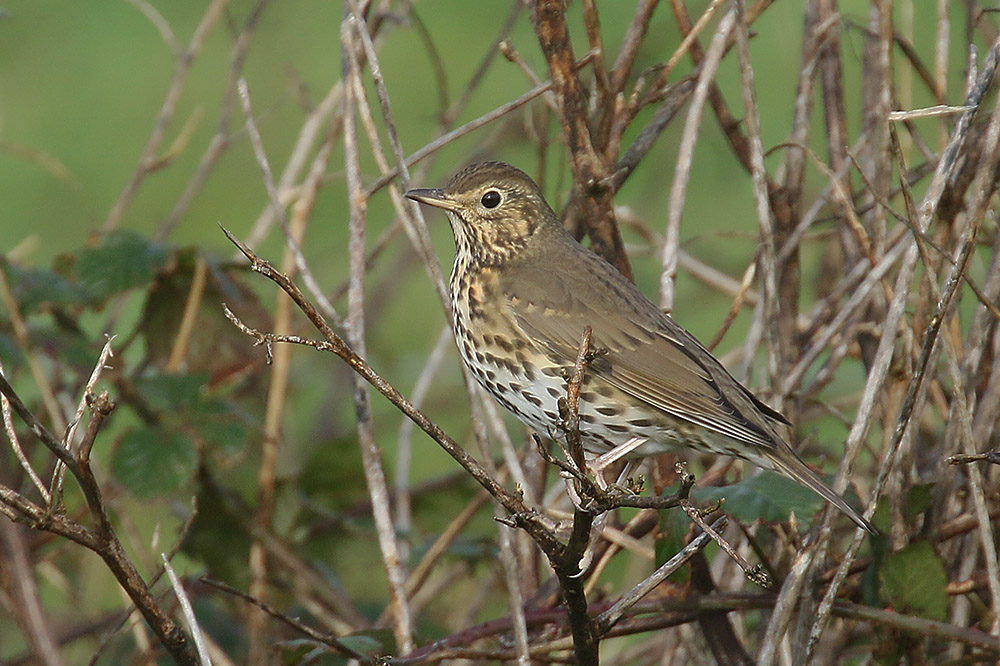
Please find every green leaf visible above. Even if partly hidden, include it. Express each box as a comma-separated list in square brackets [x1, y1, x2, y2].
[132, 373, 208, 411]
[878, 541, 948, 621]
[275, 640, 328, 664]
[0, 333, 21, 366]
[906, 484, 934, 522]
[183, 479, 253, 583]
[692, 472, 824, 528]
[337, 630, 393, 657]
[3, 263, 95, 311]
[73, 230, 167, 298]
[196, 411, 249, 456]
[111, 426, 197, 498]
[127, 376, 249, 455]
[655, 508, 693, 583]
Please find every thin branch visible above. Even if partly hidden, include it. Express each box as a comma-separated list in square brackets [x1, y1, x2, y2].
[595, 518, 719, 634]
[342, 9, 415, 650]
[236, 77, 340, 324]
[103, 0, 229, 231]
[533, 0, 632, 279]
[732, 0, 782, 400]
[681, 496, 770, 588]
[162, 556, 212, 666]
[0, 356, 50, 503]
[948, 452, 1000, 465]
[199, 577, 375, 661]
[363, 51, 597, 197]
[659, 6, 736, 311]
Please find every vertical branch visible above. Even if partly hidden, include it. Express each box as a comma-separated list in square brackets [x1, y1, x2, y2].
[731, 0, 781, 408]
[818, 0, 848, 182]
[934, 0, 951, 149]
[858, 0, 893, 258]
[659, 7, 736, 311]
[346, 0, 449, 306]
[237, 78, 311, 666]
[531, 0, 633, 280]
[0, 521, 65, 666]
[816, 0, 860, 342]
[781, 0, 819, 221]
[531, 0, 601, 173]
[580, 0, 609, 102]
[341, 10, 415, 654]
[495, 525, 533, 666]
[770, 1, 838, 395]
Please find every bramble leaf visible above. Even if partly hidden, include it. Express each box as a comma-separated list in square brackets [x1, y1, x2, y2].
[692, 472, 825, 528]
[879, 541, 948, 621]
[111, 426, 197, 498]
[73, 230, 168, 298]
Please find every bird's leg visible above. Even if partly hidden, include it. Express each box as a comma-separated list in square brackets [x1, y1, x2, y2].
[562, 473, 589, 509]
[606, 459, 636, 492]
[588, 436, 647, 488]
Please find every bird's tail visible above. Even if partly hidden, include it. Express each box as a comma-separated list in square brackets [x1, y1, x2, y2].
[764, 445, 878, 535]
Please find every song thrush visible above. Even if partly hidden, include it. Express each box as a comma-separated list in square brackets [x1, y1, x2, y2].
[406, 161, 875, 534]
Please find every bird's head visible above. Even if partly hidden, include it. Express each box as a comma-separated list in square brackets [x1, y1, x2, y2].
[405, 161, 557, 267]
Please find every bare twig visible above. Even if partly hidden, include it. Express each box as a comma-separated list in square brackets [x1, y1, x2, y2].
[162, 556, 212, 666]
[595, 518, 720, 633]
[659, 6, 736, 311]
[199, 577, 375, 661]
[0, 356, 50, 503]
[236, 77, 340, 324]
[50, 336, 117, 506]
[948, 452, 1000, 465]
[342, 11, 415, 651]
[0, 369, 198, 665]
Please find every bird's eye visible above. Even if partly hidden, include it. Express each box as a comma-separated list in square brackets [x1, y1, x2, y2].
[481, 190, 501, 208]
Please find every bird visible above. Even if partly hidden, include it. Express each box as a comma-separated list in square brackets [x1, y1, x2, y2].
[405, 161, 876, 535]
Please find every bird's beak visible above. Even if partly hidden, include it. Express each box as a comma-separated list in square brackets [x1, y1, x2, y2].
[404, 188, 462, 212]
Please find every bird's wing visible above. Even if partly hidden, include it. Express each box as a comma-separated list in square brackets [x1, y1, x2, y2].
[500, 240, 783, 450]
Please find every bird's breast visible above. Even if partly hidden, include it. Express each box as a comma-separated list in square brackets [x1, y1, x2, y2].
[448, 261, 720, 456]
